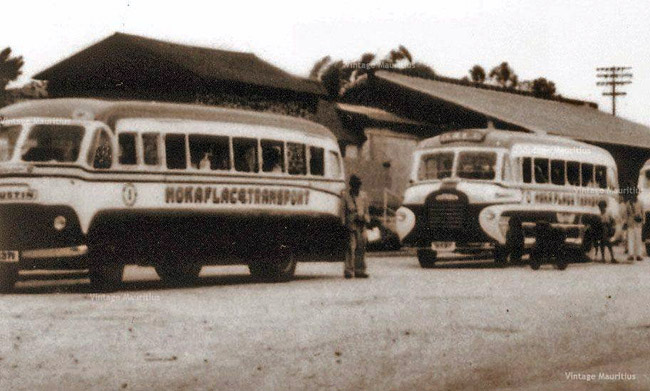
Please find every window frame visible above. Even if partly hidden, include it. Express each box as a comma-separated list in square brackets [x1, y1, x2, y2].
[188, 134, 232, 172]
[164, 133, 189, 170]
[87, 127, 115, 170]
[117, 132, 139, 166]
[232, 136, 260, 173]
[141, 132, 162, 168]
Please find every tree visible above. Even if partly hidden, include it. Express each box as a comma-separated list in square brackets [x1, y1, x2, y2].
[310, 45, 427, 98]
[0, 47, 24, 91]
[530, 77, 556, 98]
[309, 56, 331, 80]
[469, 65, 486, 84]
[488, 62, 517, 88]
[397, 62, 435, 79]
[320, 60, 344, 97]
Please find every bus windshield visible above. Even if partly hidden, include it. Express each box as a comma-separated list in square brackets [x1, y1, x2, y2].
[0, 124, 21, 162]
[21, 125, 85, 163]
[457, 151, 497, 180]
[419, 152, 454, 180]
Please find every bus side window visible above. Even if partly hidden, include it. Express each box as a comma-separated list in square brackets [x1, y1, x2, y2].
[287, 142, 307, 175]
[327, 150, 342, 178]
[165, 134, 187, 170]
[233, 138, 258, 173]
[581, 163, 594, 187]
[608, 167, 618, 190]
[309, 146, 325, 176]
[522, 157, 532, 183]
[567, 161, 580, 186]
[595, 165, 607, 189]
[551, 160, 565, 185]
[142, 133, 160, 166]
[118, 133, 137, 165]
[261, 139, 285, 173]
[90, 129, 113, 169]
[534, 158, 549, 184]
[190, 135, 231, 171]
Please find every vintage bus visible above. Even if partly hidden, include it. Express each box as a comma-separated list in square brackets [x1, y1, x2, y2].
[395, 128, 620, 268]
[637, 160, 650, 254]
[0, 99, 347, 291]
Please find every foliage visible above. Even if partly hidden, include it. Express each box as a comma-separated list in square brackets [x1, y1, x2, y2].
[311, 45, 430, 98]
[488, 62, 517, 88]
[469, 65, 486, 84]
[0, 47, 23, 90]
[530, 77, 557, 99]
[0, 47, 24, 106]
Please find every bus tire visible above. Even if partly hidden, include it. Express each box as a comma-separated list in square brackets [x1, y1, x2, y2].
[155, 261, 202, 286]
[248, 247, 296, 282]
[0, 263, 18, 293]
[88, 259, 124, 292]
[417, 249, 437, 268]
[554, 260, 568, 270]
[645, 242, 650, 257]
[494, 245, 508, 267]
[530, 251, 542, 270]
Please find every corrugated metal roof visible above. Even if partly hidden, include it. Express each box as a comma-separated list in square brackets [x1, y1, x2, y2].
[34, 33, 325, 96]
[376, 71, 650, 149]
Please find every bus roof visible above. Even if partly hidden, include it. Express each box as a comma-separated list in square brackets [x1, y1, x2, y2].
[0, 98, 336, 140]
[418, 128, 607, 154]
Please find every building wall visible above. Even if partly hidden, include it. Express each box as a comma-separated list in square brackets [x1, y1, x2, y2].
[362, 128, 419, 199]
[344, 127, 420, 210]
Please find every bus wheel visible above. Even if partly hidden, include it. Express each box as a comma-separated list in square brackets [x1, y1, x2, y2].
[0, 263, 19, 293]
[529, 251, 542, 270]
[417, 249, 437, 268]
[248, 247, 296, 282]
[155, 260, 202, 286]
[494, 245, 508, 267]
[645, 243, 650, 257]
[554, 259, 568, 270]
[88, 258, 124, 292]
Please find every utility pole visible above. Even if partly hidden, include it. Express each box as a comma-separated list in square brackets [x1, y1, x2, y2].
[596, 66, 632, 116]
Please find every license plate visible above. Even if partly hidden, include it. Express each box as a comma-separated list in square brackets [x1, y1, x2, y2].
[0, 251, 19, 263]
[431, 242, 456, 252]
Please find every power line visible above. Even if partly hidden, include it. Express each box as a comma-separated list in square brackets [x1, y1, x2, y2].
[596, 66, 632, 116]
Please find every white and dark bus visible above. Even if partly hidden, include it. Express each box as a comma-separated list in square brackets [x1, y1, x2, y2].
[395, 128, 620, 268]
[637, 160, 650, 254]
[0, 99, 347, 291]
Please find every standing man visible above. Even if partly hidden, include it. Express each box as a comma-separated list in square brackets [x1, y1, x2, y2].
[342, 175, 370, 279]
[625, 190, 645, 261]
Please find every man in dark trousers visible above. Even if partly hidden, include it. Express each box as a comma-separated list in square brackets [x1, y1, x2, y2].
[342, 175, 370, 279]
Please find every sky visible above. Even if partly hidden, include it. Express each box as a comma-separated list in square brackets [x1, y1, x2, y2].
[3, 0, 650, 126]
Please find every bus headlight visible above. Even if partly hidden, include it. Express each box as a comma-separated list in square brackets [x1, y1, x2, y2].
[498, 216, 511, 237]
[53, 215, 67, 231]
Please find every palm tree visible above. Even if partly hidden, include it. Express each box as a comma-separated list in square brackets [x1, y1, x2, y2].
[0, 47, 24, 91]
[309, 56, 331, 80]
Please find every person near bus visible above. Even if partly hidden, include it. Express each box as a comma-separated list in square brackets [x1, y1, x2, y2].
[342, 175, 370, 279]
[596, 200, 617, 263]
[624, 191, 645, 261]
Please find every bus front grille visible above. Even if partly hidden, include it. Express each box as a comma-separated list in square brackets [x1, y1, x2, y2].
[428, 202, 466, 231]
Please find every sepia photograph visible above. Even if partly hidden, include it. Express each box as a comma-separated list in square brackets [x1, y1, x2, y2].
[1, 0, 649, 390]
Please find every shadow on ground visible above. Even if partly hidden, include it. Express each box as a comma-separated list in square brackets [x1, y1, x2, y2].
[12, 270, 338, 295]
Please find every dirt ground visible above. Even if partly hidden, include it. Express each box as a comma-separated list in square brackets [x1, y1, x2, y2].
[1, 248, 649, 391]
